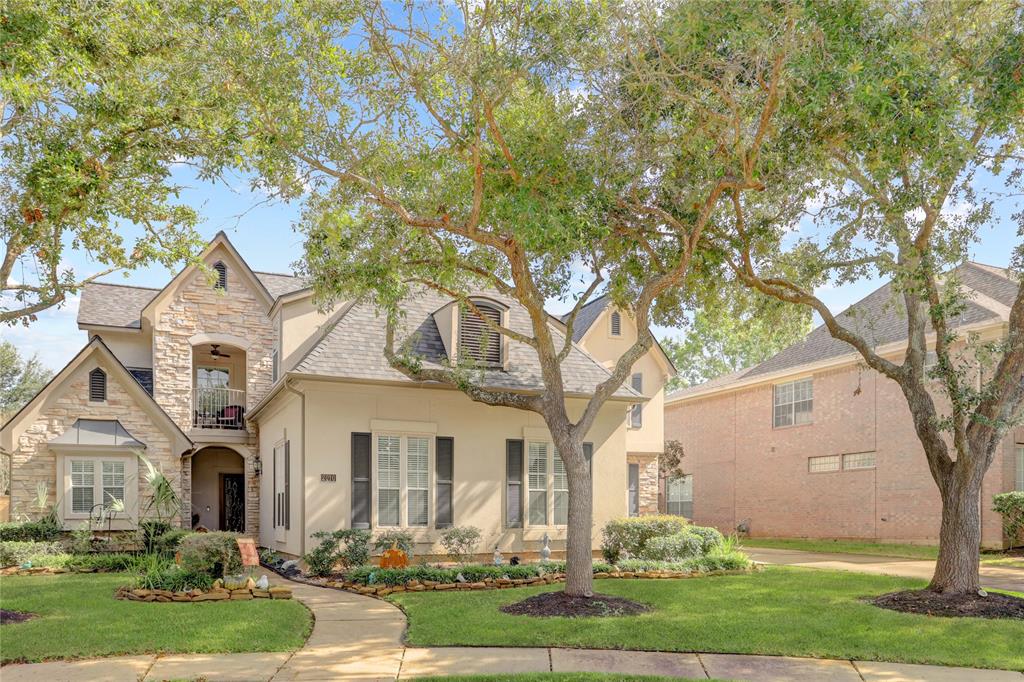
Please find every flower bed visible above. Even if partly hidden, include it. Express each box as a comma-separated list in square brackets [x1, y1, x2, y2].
[115, 584, 293, 602]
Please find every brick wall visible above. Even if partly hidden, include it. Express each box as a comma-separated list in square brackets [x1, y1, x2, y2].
[665, 363, 1015, 547]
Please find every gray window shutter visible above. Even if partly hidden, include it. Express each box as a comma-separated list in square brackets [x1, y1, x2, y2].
[628, 462, 639, 516]
[506, 439, 524, 528]
[284, 441, 291, 530]
[352, 433, 371, 529]
[583, 442, 593, 477]
[436, 437, 454, 528]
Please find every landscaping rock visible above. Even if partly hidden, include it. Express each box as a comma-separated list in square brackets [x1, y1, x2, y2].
[193, 591, 229, 601]
[230, 591, 253, 600]
[252, 589, 270, 598]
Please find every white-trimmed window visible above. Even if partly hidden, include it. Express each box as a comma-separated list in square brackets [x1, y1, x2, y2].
[375, 434, 432, 527]
[553, 448, 568, 525]
[528, 442, 548, 525]
[774, 378, 813, 428]
[808, 455, 840, 473]
[1017, 445, 1024, 491]
[629, 373, 643, 428]
[843, 452, 876, 470]
[69, 457, 126, 515]
[271, 348, 279, 383]
[666, 475, 692, 517]
[610, 310, 622, 336]
[459, 300, 503, 366]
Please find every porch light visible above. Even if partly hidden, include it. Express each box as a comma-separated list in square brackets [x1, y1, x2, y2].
[253, 456, 262, 477]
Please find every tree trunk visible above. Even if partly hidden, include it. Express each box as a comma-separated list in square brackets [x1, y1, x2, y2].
[560, 438, 594, 597]
[928, 469, 982, 594]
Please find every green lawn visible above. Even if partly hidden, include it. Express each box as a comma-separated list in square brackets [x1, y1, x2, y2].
[418, 676, 720, 682]
[741, 538, 1024, 567]
[391, 567, 1024, 672]
[0, 573, 312, 663]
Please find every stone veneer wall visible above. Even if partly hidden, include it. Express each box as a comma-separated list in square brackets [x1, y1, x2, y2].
[628, 453, 659, 515]
[151, 256, 274, 536]
[8, 363, 181, 526]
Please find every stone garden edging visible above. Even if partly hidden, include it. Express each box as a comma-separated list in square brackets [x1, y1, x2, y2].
[273, 565, 757, 599]
[115, 584, 293, 602]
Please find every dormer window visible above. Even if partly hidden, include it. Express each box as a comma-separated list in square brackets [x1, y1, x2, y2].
[610, 310, 622, 336]
[88, 368, 107, 402]
[213, 261, 227, 290]
[459, 301, 503, 366]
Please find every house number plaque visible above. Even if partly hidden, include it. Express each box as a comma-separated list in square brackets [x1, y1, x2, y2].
[320, 473, 337, 482]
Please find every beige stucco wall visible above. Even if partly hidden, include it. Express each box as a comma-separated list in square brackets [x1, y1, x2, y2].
[256, 380, 630, 558]
[89, 330, 152, 370]
[575, 307, 669, 456]
[279, 296, 342, 373]
[4, 353, 182, 529]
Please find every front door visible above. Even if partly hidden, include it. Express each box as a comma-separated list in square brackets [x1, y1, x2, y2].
[220, 473, 245, 532]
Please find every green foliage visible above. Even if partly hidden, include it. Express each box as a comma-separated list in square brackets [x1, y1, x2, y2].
[0, 540, 63, 566]
[177, 532, 242, 578]
[373, 530, 415, 558]
[639, 532, 704, 562]
[615, 551, 751, 573]
[440, 526, 482, 564]
[0, 341, 51, 419]
[0, 516, 60, 542]
[139, 520, 173, 553]
[663, 304, 812, 390]
[993, 492, 1024, 546]
[305, 529, 372, 576]
[600, 516, 689, 563]
[137, 453, 181, 526]
[344, 561, 616, 587]
[154, 529, 193, 555]
[687, 526, 726, 554]
[69, 522, 93, 555]
[131, 553, 213, 592]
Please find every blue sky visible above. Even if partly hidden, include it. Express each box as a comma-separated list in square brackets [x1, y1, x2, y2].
[3, 166, 1019, 372]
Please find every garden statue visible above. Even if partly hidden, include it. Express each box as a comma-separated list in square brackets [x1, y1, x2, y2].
[540, 533, 551, 561]
[493, 545, 503, 566]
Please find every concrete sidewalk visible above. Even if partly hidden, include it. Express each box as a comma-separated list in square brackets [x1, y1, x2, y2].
[2, 573, 1021, 682]
[746, 547, 1024, 592]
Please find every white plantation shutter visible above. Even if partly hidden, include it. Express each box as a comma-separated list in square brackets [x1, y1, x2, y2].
[377, 436, 401, 526]
[101, 461, 125, 507]
[71, 460, 95, 513]
[459, 303, 502, 365]
[407, 437, 429, 527]
[553, 449, 568, 525]
[528, 442, 548, 525]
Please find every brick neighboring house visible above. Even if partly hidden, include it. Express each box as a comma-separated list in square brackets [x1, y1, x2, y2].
[1, 233, 672, 557]
[663, 262, 1024, 548]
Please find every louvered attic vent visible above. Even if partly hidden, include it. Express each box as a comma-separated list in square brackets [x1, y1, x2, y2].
[459, 303, 503, 366]
[213, 261, 227, 290]
[89, 368, 107, 402]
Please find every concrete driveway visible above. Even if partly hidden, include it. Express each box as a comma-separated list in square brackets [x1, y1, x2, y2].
[747, 547, 1024, 592]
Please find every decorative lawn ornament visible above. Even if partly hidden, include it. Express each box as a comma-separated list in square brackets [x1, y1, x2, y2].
[493, 545, 503, 566]
[380, 543, 408, 569]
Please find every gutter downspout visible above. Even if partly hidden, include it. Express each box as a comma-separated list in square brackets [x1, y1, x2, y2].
[285, 379, 307, 556]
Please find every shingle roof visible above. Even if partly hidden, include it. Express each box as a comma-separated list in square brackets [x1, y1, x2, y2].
[254, 271, 308, 298]
[78, 282, 160, 328]
[668, 262, 1017, 400]
[294, 288, 641, 399]
[560, 294, 609, 343]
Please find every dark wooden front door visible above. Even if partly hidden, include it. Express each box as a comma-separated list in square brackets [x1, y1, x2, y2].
[219, 473, 245, 532]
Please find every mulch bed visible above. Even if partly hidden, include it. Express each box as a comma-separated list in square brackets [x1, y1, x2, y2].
[500, 591, 651, 618]
[871, 590, 1024, 620]
[0, 609, 36, 625]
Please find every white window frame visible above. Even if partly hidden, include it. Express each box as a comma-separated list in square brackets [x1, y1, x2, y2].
[842, 451, 876, 470]
[666, 475, 692, 518]
[373, 432, 434, 528]
[629, 372, 643, 428]
[524, 439, 577, 528]
[773, 377, 813, 428]
[528, 441, 549, 526]
[552, 447, 568, 526]
[808, 454, 840, 473]
[61, 454, 136, 523]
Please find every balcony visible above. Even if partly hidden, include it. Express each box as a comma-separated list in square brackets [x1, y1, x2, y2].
[192, 387, 246, 430]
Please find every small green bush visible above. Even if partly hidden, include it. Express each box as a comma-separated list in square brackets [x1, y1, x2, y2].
[0, 517, 61, 542]
[131, 553, 213, 591]
[373, 530, 415, 558]
[601, 515, 688, 561]
[139, 520, 173, 552]
[639, 532, 704, 561]
[440, 526, 481, 563]
[993, 491, 1024, 546]
[343, 560, 615, 586]
[305, 529, 372, 576]
[616, 551, 750, 573]
[153, 529, 192, 555]
[0, 540, 64, 567]
[687, 526, 725, 553]
[177, 531, 242, 577]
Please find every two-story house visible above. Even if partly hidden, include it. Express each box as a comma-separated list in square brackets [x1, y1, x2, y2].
[1, 233, 672, 559]
[663, 263, 1024, 547]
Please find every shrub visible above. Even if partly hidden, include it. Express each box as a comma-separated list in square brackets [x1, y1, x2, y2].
[67, 553, 137, 572]
[615, 551, 750, 574]
[0, 517, 61, 542]
[440, 526, 481, 563]
[601, 515, 688, 561]
[342, 561, 615, 586]
[639, 532, 704, 561]
[131, 553, 213, 591]
[0, 540, 64, 567]
[373, 530, 415, 559]
[70, 522, 94, 554]
[139, 520, 173, 552]
[687, 526, 725, 553]
[993, 491, 1024, 546]
[153, 529, 192, 555]
[305, 529, 372, 576]
[178, 531, 242, 577]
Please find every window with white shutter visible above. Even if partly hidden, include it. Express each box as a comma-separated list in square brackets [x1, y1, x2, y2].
[528, 442, 548, 525]
[553, 448, 568, 525]
[377, 435, 401, 526]
[458, 301, 503, 366]
[71, 460, 95, 514]
[101, 461, 125, 507]
[407, 436, 429, 527]
[667, 475, 692, 518]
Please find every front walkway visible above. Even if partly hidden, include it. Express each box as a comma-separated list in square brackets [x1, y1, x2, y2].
[747, 547, 1024, 592]
[2, 574, 1022, 682]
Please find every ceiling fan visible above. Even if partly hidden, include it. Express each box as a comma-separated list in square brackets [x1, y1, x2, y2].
[210, 344, 232, 359]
